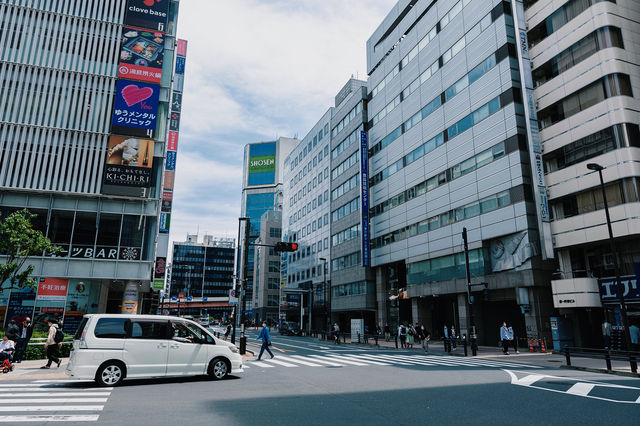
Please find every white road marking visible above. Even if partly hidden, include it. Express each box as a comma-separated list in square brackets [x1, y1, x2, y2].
[250, 361, 274, 368]
[275, 356, 323, 367]
[0, 414, 100, 422]
[0, 406, 104, 412]
[0, 392, 110, 397]
[262, 358, 298, 367]
[306, 356, 346, 367]
[0, 388, 113, 392]
[0, 398, 108, 404]
[337, 355, 391, 366]
[319, 356, 369, 366]
[504, 370, 640, 404]
[566, 383, 596, 396]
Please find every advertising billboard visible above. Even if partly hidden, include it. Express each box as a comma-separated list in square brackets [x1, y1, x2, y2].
[163, 170, 175, 190]
[176, 39, 188, 56]
[169, 111, 180, 131]
[166, 150, 177, 170]
[125, 0, 170, 33]
[171, 92, 182, 113]
[175, 56, 186, 74]
[36, 278, 69, 302]
[111, 79, 160, 138]
[118, 27, 165, 84]
[247, 142, 276, 186]
[359, 131, 371, 267]
[167, 131, 178, 150]
[103, 136, 154, 187]
[159, 213, 171, 233]
[154, 257, 166, 279]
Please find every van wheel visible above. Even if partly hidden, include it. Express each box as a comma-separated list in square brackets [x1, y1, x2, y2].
[208, 358, 229, 380]
[96, 362, 124, 387]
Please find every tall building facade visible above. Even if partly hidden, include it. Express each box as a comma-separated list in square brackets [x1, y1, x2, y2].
[366, 0, 555, 344]
[329, 79, 376, 329]
[281, 110, 333, 329]
[527, 0, 640, 347]
[252, 210, 283, 323]
[165, 236, 235, 319]
[0, 0, 181, 332]
[240, 137, 298, 321]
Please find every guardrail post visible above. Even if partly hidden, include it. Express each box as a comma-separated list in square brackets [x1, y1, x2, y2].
[605, 350, 612, 371]
[374, 335, 379, 346]
[565, 348, 571, 366]
[629, 354, 637, 373]
[395, 334, 398, 349]
[357, 332, 361, 344]
[463, 338, 468, 357]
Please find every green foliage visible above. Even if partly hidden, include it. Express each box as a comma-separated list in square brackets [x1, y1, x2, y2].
[24, 343, 72, 360]
[0, 209, 61, 291]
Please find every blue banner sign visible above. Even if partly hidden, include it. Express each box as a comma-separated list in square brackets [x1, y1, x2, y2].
[598, 275, 640, 303]
[360, 131, 370, 267]
[111, 79, 160, 138]
[166, 150, 177, 170]
[175, 56, 186, 74]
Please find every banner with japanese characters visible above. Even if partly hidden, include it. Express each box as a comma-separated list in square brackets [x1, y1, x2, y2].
[36, 278, 69, 302]
[111, 79, 160, 138]
[118, 27, 165, 84]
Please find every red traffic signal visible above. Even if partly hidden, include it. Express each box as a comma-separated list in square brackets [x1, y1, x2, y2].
[274, 242, 298, 253]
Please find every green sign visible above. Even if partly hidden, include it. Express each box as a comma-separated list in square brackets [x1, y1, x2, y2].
[248, 155, 276, 173]
[153, 279, 164, 290]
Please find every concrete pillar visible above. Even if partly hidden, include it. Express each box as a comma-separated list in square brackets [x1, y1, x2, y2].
[524, 286, 554, 342]
[457, 293, 469, 337]
[122, 281, 139, 314]
[98, 281, 110, 313]
[375, 267, 388, 327]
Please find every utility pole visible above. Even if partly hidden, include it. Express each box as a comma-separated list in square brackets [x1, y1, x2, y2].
[239, 217, 251, 354]
[231, 218, 245, 345]
[320, 257, 327, 330]
[462, 227, 477, 356]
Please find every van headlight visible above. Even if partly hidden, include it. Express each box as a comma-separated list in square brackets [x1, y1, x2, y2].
[229, 345, 239, 353]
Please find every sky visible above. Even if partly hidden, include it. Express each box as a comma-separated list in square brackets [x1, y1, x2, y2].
[169, 0, 398, 246]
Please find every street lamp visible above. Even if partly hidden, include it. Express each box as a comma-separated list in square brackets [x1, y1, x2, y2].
[237, 217, 250, 354]
[320, 257, 328, 330]
[586, 163, 633, 356]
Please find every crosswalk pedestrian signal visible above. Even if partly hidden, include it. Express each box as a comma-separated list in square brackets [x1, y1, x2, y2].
[274, 242, 298, 253]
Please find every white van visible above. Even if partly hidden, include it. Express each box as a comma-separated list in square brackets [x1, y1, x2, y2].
[66, 314, 243, 386]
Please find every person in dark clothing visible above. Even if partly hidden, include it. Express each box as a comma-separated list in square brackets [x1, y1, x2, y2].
[398, 324, 407, 348]
[5, 321, 19, 344]
[384, 324, 391, 342]
[42, 319, 62, 369]
[14, 317, 33, 363]
[256, 322, 274, 361]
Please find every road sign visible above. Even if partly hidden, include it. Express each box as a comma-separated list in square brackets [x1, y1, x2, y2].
[202, 296, 208, 302]
[171, 296, 177, 301]
[187, 296, 192, 302]
[178, 292, 185, 299]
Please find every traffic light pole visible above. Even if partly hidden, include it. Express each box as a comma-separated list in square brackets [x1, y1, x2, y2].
[239, 217, 250, 355]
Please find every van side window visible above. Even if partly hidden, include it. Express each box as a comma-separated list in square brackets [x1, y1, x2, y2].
[130, 321, 170, 339]
[171, 321, 202, 343]
[94, 318, 127, 339]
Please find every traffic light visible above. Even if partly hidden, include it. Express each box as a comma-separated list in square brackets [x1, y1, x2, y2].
[274, 242, 298, 253]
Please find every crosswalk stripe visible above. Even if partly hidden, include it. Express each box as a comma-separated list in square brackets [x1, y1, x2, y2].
[250, 361, 274, 368]
[566, 383, 595, 396]
[32, 380, 89, 384]
[364, 354, 426, 365]
[0, 414, 100, 422]
[420, 356, 536, 368]
[0, 393, 111, 397]
[0, 406, 104, 412]
[305, 356, 346, 367]
[0, 398, 108, 404]
[350, 354, 406, 365]
[262, 358, 298, 367]
[318, 356, 369, 366]
[0, 388, 113, 392]
[275, 356, 322, 367]
[378, 355, 439, 366]
[337, 355, 391, 366]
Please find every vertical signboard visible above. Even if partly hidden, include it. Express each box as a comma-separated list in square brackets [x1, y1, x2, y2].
[167, 131, 179, 150]
[124, 0, 170, 32]
[5, 289, 36, 327]
[511, 0, 554, 260]
[359, 131, 371, 267]
[104, 136, 154, 187]
[111, 79, 160, 138]
[118, 28, 165, 83]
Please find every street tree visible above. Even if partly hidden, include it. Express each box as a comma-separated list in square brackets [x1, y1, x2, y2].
[0, 209, 61, 291]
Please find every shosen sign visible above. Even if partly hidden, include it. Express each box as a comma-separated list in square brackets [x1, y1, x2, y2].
[249, 155, 276, 173]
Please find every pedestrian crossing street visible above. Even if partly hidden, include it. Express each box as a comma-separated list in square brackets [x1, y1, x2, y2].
[0, 380, 112, 422]
[245, 353, 543, 370]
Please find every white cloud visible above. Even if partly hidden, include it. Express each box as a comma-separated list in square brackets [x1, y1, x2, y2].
[169, 0, 397, 246]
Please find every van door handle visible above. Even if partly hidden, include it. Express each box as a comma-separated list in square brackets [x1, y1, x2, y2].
[157, 343, 168, 349]
[170, 344, 179, 349]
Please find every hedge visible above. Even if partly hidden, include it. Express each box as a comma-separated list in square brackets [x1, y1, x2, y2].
[22, 343, 72, 361]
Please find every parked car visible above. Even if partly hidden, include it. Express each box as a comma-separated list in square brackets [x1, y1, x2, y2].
[279, 321, 301, 336]
[66, 314, 243, 386]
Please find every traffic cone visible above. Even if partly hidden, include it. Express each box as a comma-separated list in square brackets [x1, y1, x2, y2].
[528, 338, 534, 352]
[540, 338, 547, 353]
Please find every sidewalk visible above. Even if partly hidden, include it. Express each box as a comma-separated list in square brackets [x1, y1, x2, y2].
[329, 335, 640, 377]
[0, 358, 69, 381]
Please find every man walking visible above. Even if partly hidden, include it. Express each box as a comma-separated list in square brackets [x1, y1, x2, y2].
[421, 325, 431, 353]
[398, 323, 407, 348]
[507, 323, 520, 354]
[256, 321, 274, 361]
[14, 317, 33, 363]
[500, 321, 510, 355]
[443, 325, 450, 352]
[42, 319, 62, 369]
[384, 323, 391, 342]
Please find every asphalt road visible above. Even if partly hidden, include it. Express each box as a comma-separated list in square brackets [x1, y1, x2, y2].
[1, 330, 639, 425]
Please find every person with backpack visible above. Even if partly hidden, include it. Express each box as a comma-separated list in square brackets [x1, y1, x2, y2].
[398, 323, 407, 348]
[42, 319, 63, 369]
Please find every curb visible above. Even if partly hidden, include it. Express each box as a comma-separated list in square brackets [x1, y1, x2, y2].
[560, 365, 640, 378]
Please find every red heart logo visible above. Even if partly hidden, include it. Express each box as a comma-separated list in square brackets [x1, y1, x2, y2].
[121, 84, 153, 107]
[144, 0, 154, 6]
